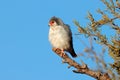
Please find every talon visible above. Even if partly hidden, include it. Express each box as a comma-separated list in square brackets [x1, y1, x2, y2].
[61, 48, 64, 53]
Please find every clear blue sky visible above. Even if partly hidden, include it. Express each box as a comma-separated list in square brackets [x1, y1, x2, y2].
[0, 0, 113, 80]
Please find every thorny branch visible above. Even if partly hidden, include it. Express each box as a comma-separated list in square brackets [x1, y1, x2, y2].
[73, 0, 120, 79]
[52, 48, 111, 80]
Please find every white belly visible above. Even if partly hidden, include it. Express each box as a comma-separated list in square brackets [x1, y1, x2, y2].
[49, 26, 70, 50]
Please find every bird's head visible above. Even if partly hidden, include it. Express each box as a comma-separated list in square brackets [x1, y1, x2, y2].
[48, 16, 64, 27]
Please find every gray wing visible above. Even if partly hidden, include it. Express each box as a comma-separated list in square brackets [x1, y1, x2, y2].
[64, 24, 77, 57]
[64, 24, 72, 37]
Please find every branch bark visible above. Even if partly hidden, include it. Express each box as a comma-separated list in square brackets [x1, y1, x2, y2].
[52, 48, 111, 80]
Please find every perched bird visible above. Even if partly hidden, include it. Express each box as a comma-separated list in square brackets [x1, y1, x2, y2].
[48, 16, 77, 57]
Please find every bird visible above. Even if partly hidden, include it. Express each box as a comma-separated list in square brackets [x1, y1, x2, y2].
[48, 16, 77, 58]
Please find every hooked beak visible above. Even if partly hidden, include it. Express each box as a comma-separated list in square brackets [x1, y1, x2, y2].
[48, 23, 53, 27]
[48, 23, 51, 27]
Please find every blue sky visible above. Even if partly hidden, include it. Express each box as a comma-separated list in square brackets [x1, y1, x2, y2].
[0, 0, 113, 80]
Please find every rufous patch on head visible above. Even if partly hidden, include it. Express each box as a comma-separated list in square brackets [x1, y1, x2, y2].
[50, 21, 54, 26]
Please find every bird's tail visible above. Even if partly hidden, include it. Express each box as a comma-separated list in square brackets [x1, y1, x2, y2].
[69, 48, 77, 58]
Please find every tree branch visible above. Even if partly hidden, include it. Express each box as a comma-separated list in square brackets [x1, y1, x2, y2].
[52, 48, 111, 80]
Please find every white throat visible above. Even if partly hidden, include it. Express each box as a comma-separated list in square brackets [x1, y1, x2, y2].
[49, 25, 70, 50]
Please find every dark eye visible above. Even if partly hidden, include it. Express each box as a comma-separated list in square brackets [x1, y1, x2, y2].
[51, 21, 54, 23]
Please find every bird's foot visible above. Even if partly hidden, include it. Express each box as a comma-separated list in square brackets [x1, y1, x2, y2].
[61, 49, 64, 53]
[52, 48, 66, 57]
[59, 48, 66, 57]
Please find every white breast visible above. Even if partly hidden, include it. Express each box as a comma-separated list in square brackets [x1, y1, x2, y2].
[49, 25, 70, 50]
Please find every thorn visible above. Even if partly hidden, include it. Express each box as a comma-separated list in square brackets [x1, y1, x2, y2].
[73, 70, 80, 73]
[68, 65, 71, 68]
